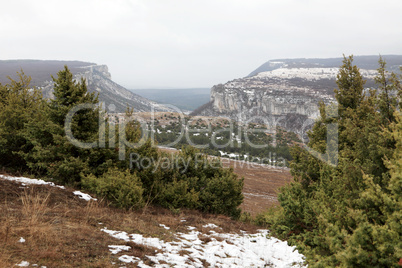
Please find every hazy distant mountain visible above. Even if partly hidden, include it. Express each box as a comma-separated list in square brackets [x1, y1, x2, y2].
[192, 55, 402, 134]
[0, 60, 96, 87]
[0, 60, 171, 113]
[130, 88, 210, 111]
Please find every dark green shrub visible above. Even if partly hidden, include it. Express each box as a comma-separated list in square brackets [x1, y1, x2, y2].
[157, 177, 199, 209]
[262, 56, 402, 267]
[82, 167, 144, 209]
[198, 169, 243, 218]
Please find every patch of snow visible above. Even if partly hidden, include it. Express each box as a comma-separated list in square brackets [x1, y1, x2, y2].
[102, 225, 306, 267]
[269, 61, 284, 66]
[101, 228, 131, 241]
[16, 261, 30, 267]
[108, 245, 131, 254]
[73, 191, 97, 201]
[129, 233, 164, 249]
[159, 224, 170, 230]
[218, 150, 240, 159]
[0, 175, 65, 189]
[256, 67, 377, 81]
[119, 255, 139, 263]
[203, 223, 219, 229]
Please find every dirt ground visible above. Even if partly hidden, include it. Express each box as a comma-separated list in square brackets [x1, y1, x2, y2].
[0, 176, 260, 267]
[222, 159, 292, 216]
[0, 150, 294, 266]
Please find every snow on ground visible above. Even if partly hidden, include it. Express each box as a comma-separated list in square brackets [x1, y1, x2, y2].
[16, 261, 46, 267]
[73, 191, 97, 201]
[202, 223, 219, 229]
[0, 175, 65, 189]
[1, 175, 304, 267]
[119, 255, 140, 263]
[219, 151, 240, 158]
[159, 224, 170, 230]
[255, 67, 377, 81]
[108, 245, 131, 254]
[102, 225, 306, 268]
[16, 261, 30, 267]
[0, 175, 96, 201]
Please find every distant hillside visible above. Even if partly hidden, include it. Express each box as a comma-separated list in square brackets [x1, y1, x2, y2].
[248, 55, 402, 77]
[0, 60, 171, 113]
[0, 60, 96, 87]
[193, 55, 402, 134]
[131, 88, 210, 111]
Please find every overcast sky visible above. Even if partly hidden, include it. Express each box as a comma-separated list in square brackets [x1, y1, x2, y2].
[1, 0, 401, 89]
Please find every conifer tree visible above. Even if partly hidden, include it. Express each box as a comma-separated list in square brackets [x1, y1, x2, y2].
[0, 71, 43, 170]
[22, 66, 109, 184]
[49, 65, 99, 141]
[376, 56, 398, 124]
[261, 56, 402, 267]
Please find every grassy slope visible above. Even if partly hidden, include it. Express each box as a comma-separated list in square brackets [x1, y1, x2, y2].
[0, 142, 294, 266]
[0, 176, 261, 267]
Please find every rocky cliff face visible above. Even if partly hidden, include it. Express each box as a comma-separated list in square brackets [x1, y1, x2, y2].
[196, 73, 335, 134]
[41, 64, 171, 113]
[192, 55, 402, 134]
[0, 60, 171, 113]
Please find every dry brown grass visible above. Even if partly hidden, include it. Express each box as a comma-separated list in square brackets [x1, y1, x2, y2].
[0, 179, 117, 267]
[227, 161, 292, 216]
[0, 176, 260, 267]
[125, 241, 160, 261]
[198, 234, 212, 244]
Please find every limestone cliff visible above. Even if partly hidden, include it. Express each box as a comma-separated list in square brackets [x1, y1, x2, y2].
[41, 64, 171, 112]
[0, 60, 171, 113]
[192, 56, 402, 134]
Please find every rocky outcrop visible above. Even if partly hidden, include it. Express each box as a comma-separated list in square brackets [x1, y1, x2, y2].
[0, 60, 171, 113]
[41, 64, 171, 113]
[193, 55, 402, 134]
[196, 75, 335, 134]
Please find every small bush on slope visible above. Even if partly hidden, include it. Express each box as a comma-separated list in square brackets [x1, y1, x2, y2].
[82, 167, 145, 209]
[131, 144, 244, 218]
